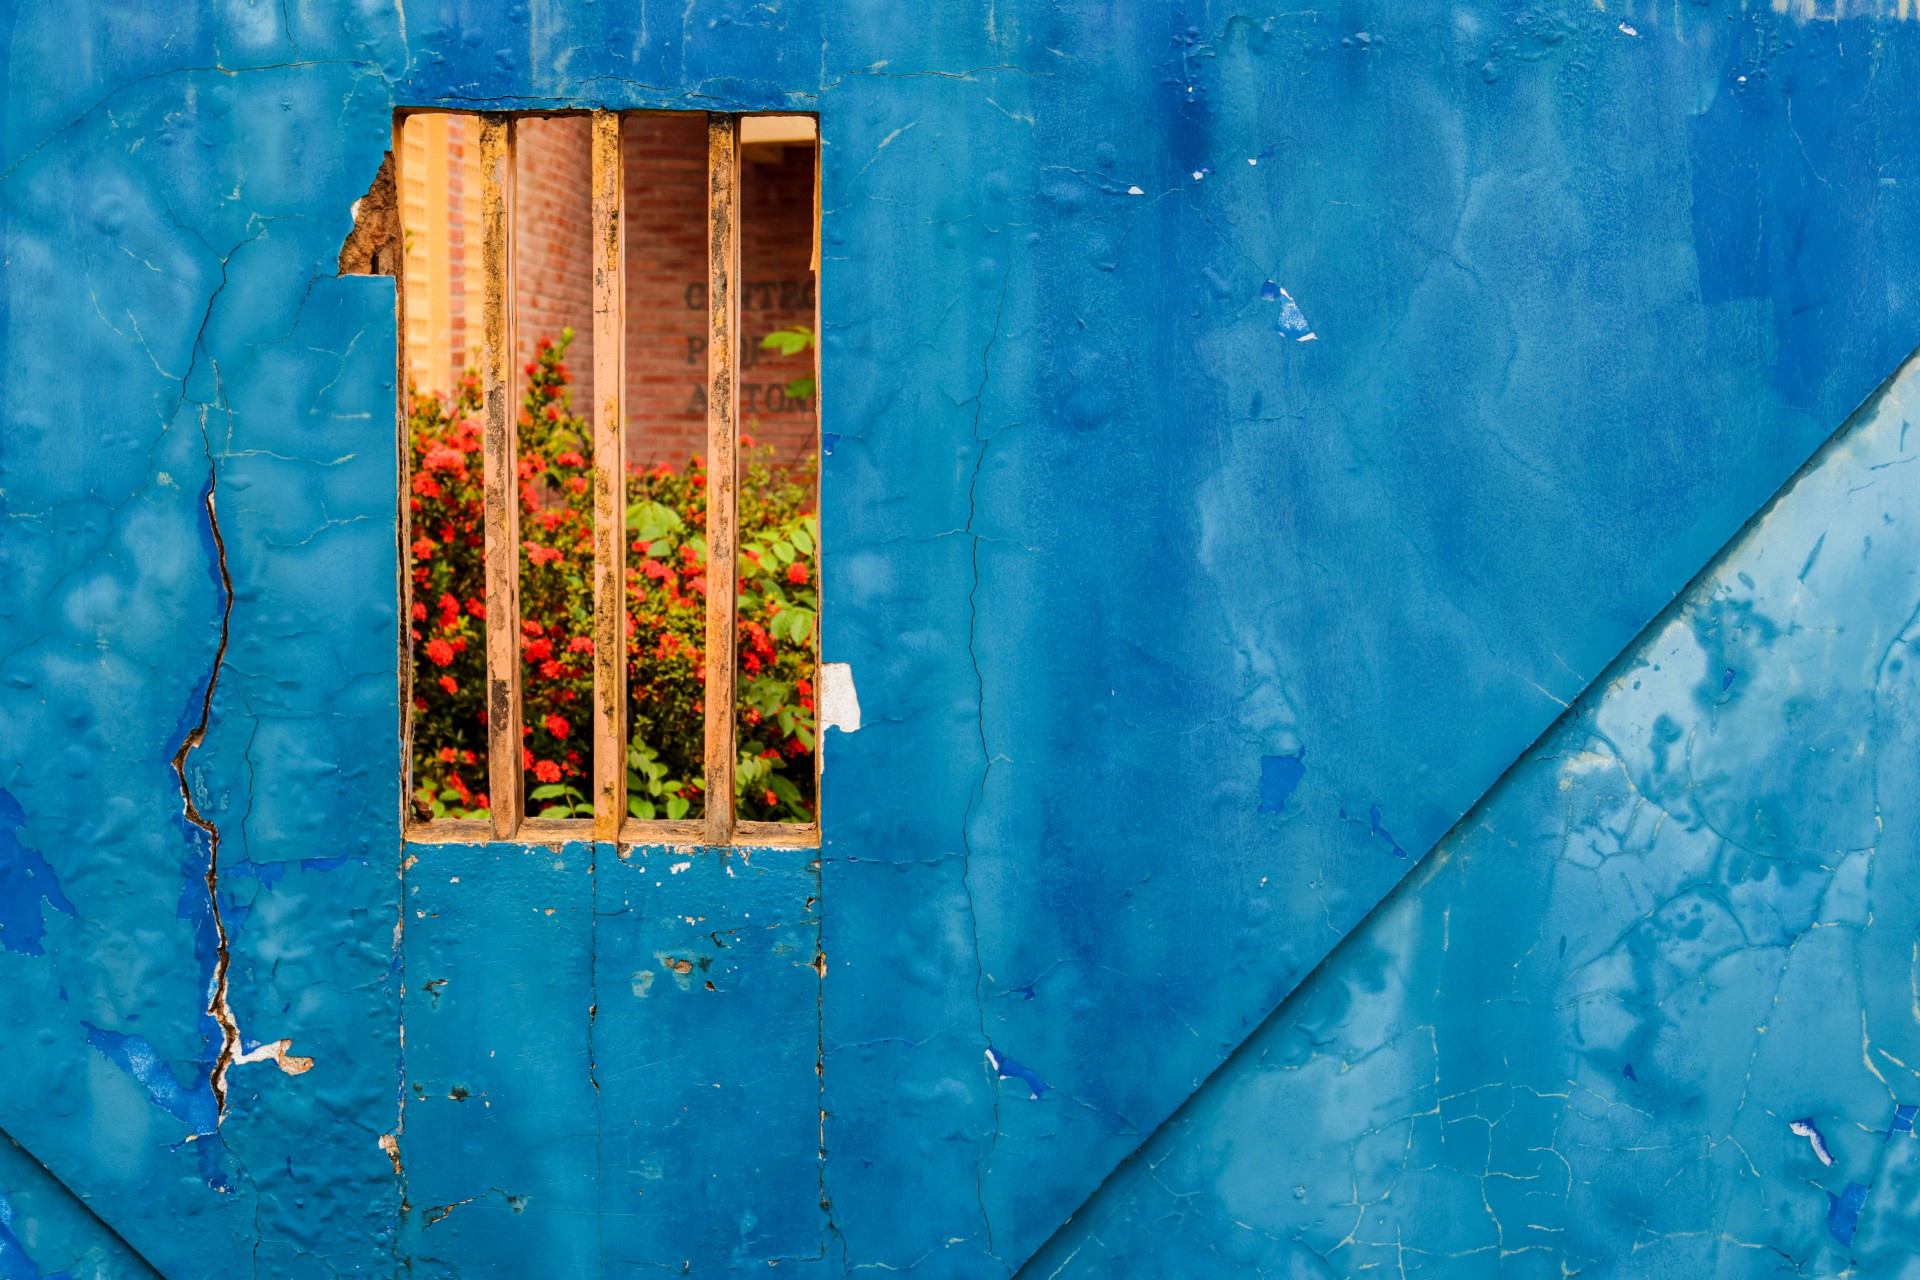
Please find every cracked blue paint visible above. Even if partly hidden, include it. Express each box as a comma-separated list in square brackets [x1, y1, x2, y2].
[1794, 1118, 1836, 1168]
[81, 1027, 217, 1139]
[1256, 754, 1304, 815]
[1830, 1184, 1871, 1248]
[986, 1048, 1049, 1101]
[1028, 349, 1920, 1275]
[7, 1, 1920, 1275]
[0, 790, 74, 956]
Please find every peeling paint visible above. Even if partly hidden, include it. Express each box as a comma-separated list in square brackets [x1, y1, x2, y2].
[819, 661, 860, 734]
[9, 1, 1920, 1274]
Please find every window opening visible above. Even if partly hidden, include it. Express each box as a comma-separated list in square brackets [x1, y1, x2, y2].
[397, 110, 819, 847]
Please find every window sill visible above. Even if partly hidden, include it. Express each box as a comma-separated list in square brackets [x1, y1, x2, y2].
[403, 816, 819, 850]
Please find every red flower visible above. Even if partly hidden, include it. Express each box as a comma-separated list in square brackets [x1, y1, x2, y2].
[438, 675, 458, 694]
[524, 638, 553, 662]
[425, 638, 455, 667]
[556, 451, 585, 467]
[540, 660, 563, 679]
[545, 404, 562, 421]
[424, 445, 465, 472]
[411, 538, 436, 561]
[739, 433, 756, 449]
[533, 760, 562, 784]
[523, 747, 535, 769]
[544, 714, 571, 739]
[438, 747, 457, 763]
[566, 476, 588, 494]
[568, 636, 594, 653]
[526, 544, 563, 566]
[412, 602, 427, 621]
[467, 597, 487, 619]
[786, 562, 808, 585]
[763, 789, 777, 807]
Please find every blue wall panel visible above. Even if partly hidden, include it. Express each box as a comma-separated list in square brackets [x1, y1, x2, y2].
[5, 1, 1920, 1274]
[0, 1136, 158, 1280]
[1029, 347, 1920, 1277]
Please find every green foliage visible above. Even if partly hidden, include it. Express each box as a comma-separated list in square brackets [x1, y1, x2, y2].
[761, 325, 816, 402]
[408, 330, 820, 824]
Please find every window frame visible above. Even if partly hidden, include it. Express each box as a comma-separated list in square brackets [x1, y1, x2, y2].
[395, 108, 822, 850]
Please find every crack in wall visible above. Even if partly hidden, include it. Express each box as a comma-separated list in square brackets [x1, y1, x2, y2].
[172, 413, 241, 1117]
[960, 259, 1014, 1269]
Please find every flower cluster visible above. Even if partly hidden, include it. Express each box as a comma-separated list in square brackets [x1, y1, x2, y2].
[409, 329, 819, 824]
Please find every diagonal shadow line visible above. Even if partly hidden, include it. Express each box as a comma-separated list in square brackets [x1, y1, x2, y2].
[0, 1122, 167, 1278]
[1013, 343, 1920, 1278]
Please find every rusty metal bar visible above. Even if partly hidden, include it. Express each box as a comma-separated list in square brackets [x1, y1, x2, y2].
[703, 114, 740, 848]
[590, 111, 627, 841]
[479, 114, 523, 839]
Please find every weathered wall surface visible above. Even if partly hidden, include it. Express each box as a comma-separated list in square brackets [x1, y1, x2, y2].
[6, 2, 1920, 1277]
[1026, 348, 1920, 1278]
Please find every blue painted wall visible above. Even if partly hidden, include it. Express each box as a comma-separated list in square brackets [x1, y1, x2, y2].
[5, 1, 1920, 1275]
[1026, 342, 1920, 1279]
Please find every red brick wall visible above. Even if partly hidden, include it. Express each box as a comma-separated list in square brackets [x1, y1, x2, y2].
[621, 114, 710, 468]
[419, 112, 816, 469]
[514, 116, 596, 413]
[619, 114, 817, 469]
[739, 140, 820, 467]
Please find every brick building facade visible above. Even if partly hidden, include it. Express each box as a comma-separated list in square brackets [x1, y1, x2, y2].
[400, 112, 818, 469]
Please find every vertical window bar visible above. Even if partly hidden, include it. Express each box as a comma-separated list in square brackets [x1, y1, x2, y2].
[590, 111, 627, 841]
[480, 114, 524, 839]
[704, 114, 741, 848]
[394, 116, 416, 823]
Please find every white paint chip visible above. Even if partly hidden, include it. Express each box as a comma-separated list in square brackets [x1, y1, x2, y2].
[232, 1038, 314, 1076]
[1127, 185, 1144, 196]
[821, 662, 862, 734]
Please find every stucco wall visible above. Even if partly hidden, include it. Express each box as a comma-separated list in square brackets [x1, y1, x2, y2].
[7, 3, 1920, 1277]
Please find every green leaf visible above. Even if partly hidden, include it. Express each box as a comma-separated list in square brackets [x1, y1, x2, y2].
[783, 375, 815, 401]
[790, 528, 813, 555]
[626, 500, 685, 540]
[771, 540, 795, 565]
[538, 804, 573, 819]
[666, 796, 691, 821]
[759, 326, 815, 357]
[629, 798, 656, 820]
[530, 783, 570, 800]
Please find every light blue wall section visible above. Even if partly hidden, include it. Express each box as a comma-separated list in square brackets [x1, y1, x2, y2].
[4, 2, 1920, 1275]
[1029, 349, 1920, 1278]
[0, 1137, 158, 1280]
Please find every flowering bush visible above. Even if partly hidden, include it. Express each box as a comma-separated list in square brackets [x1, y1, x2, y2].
[408, 330, 818, 824]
